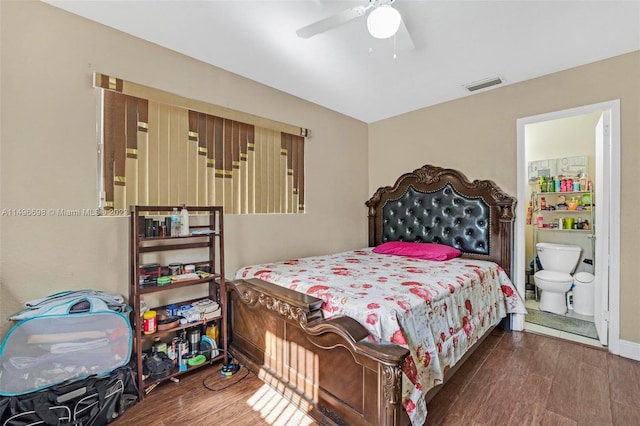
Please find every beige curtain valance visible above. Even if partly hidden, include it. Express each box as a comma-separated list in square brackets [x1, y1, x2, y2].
[93, 73, 310, 138]
[98, 77, 305, 214]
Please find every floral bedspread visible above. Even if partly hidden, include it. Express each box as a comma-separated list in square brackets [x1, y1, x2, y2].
[236, 248, 526, 426]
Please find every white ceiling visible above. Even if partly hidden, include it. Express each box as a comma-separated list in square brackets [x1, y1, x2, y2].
[44, 0, 640, 123]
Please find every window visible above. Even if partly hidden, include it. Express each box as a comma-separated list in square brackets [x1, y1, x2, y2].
[97, 75, 306, 214]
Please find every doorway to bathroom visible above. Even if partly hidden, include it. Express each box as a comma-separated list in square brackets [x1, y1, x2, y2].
[514, 100, 620, 352]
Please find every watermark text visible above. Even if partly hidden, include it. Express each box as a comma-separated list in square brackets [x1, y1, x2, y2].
[1, 208, 129, 217]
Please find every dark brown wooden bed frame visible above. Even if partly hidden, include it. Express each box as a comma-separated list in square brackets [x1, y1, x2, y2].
[228, 165, 516, 425]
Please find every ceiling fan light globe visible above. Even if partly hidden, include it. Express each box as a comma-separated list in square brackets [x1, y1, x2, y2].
[367, 5, 401, 39]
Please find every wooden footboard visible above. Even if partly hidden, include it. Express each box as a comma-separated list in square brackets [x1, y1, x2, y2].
[228, 278, 411, 426]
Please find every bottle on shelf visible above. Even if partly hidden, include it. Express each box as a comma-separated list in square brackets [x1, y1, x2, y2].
[539, 176, 547, 193]
[206, 323, 219, 346]
[579, 173, 588, 191]
[536, 212, 544, 228]
[171, 208, 181, 236]
[179, 205, 190, 236]
[540, 196, 547, 210]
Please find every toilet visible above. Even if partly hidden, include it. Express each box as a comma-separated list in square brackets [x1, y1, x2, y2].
[534, 242, 582, 315]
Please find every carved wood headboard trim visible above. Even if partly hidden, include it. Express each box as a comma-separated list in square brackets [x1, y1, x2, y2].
[365, 164, 516, 278]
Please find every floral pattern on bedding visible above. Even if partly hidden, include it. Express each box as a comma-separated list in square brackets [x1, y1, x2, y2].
[236, 248, 527, 426]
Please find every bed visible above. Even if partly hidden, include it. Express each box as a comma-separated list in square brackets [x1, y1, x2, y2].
[228, 164, 525, 426]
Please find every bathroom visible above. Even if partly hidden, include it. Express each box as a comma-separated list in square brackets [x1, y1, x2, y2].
[523, 110, 603, 346]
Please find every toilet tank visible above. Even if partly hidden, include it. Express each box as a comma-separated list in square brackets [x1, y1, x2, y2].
[536, 242, 581, 273]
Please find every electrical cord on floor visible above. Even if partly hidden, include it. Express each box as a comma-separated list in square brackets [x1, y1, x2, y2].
[202, 349, 250, 392]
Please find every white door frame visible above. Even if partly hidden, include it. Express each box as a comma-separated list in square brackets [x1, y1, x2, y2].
[594, 112, 610, 346]
[513, 100, 620, 354]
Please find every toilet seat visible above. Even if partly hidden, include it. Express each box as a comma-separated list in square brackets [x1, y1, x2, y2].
[534, 270, 572, 283]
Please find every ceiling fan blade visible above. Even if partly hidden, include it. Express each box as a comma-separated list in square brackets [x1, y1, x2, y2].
[390, 17, 414, 52]
[296, 5, 371, 38]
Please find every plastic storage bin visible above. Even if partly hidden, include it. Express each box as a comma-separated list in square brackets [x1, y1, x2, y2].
[572, 272, 595, 316]
[0, 296, 132, 396]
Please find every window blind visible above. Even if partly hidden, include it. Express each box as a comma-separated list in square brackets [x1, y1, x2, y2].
[100, 87, 305, 214]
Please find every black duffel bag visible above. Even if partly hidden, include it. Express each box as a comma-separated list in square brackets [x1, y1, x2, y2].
[0, 366, 137, 426]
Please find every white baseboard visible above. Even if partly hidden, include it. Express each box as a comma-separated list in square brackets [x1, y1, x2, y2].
[618, 339, 640, 361]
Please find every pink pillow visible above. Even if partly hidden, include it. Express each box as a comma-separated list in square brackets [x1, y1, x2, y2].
[372, 241, 461, 261]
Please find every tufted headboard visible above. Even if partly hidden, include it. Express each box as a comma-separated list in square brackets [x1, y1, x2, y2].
[366, 164, 516, 278]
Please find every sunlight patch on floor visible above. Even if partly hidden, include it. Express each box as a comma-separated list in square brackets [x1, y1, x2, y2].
[246, 384, 316, 426]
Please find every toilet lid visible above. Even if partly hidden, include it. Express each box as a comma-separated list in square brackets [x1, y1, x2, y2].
[574, 271, 595, 283]
[535, 270, 572, 283]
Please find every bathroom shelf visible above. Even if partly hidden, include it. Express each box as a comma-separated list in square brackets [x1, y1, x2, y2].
[534, 190, 590, 195]
[537, 209, 592, 214]
[535, 228, 592, 233]
[531, 189, 595, 302]
[533, 189, 594, 232]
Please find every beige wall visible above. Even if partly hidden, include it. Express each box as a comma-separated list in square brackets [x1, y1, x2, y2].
[369, 51, 640, 344]
[0, 2, 368, 334]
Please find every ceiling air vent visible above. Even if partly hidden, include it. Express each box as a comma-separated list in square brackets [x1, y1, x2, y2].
[464, 76, 504, 92]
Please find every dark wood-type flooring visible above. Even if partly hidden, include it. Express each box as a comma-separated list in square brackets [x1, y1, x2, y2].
[113, 330, 640, 425]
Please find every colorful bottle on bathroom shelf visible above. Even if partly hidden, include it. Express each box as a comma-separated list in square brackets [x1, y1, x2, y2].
[579, 173, 588, 191]
[539, 176, 547, 193]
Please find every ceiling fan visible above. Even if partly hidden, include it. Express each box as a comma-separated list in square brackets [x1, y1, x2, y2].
[296, 0, 414, 51]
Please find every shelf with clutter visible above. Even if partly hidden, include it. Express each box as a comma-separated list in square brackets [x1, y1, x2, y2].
[531, 172, 591, 194]
[532, 189, 593, 232]
[129, 205, 227, 401]
[527, 170, 594, 233]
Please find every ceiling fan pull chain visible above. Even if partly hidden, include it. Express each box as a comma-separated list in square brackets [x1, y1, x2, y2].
[393, 35, 397, 60]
